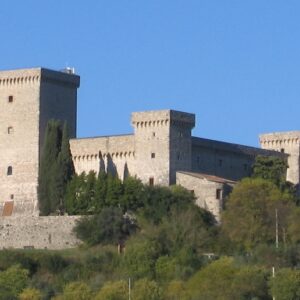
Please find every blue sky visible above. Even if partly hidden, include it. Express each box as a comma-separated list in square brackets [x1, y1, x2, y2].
[1, 1, 299, 146]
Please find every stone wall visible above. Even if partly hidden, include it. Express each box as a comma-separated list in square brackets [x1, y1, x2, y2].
[176, 171, 235, 223]
[191, 137, 286, 181]
[0, 216, 81, 249]
[70, 134, 135, 179]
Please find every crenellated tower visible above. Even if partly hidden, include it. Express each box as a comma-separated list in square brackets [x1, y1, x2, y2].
[0, 68, 80, 216]
[131, 110, 195, 185]
[259, 131, 300, 186]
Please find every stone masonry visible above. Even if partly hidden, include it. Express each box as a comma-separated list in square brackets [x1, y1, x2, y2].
[0, 68, 79, 216]
[0, 67, 297, 248]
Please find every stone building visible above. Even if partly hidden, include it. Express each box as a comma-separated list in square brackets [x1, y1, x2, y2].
[0, 67, 80, 216]
[0, 67, 296, 222]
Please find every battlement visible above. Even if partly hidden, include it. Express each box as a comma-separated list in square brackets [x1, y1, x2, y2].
[260, 131, 300, 148]
[131, 109, 195, 129]
[0, 68, 80, 88]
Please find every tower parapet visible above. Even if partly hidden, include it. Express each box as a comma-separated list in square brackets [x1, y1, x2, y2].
[259, 131, 300, 186]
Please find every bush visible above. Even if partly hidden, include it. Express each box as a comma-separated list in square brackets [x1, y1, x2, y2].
[74, 207, 136, 246]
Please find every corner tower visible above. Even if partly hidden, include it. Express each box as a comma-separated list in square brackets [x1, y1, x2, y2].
[0, 68, 80, 216]
[259, 131, 300, 186]
[131, 110, 195, 185]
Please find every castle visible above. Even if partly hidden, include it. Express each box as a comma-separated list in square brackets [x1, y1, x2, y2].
[0, 67, 297, 223]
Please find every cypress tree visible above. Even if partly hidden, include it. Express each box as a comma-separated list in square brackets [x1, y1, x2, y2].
[39, 120, 75, 215]
[55, 122, 75, 214]
[38, 120, 62, 215]
[94, 170, 108, 212]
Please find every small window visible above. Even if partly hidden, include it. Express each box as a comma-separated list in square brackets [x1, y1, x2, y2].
[216, 189, 222, 200]
[281, 148, 285, 153]
[178, 131, 183, 137]
[149, 177, 154, 186]
[197, 156, 200, 166]
[152, 132, 156, 137]
[10, 194, 14, 200]
[8, 95, 13, 103]
[218, 159, 223, 167]
[151, 153, 155, 159]
[7, 126, 13, 134]
[7, 166, 12, 176]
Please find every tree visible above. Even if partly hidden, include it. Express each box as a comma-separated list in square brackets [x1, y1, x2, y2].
[106, 174, 123, 207]
[0, 265, 29, 299]
[61, 281, 93, 300]
[38, 120, 62, 215]
[54, 122, 75, 213]
[186, 257, 237, 300]
[95, 280, 128, 300]
[164, 280, 189, 300]
[74, 207, 136, 246]
[94, 170, 108, 212]
[269, 268, 300, 300]
[39, 120, 74, 215]
[132, 278, 162, 300]
[222, 178, 294, 251]
[19, 288, 42, 300]
[252, 155, 294, 195]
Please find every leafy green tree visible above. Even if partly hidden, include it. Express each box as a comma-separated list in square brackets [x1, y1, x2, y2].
[0, 265, 29, 299]
[164, 280, 189, 300]
[106, 174, 123, 207]
[95, 280, 128, 300]
[231, 266, 270, 300]
[61, 281, 93, 300]
[19, 288, 42, 300]
[269, 268, 300, 300]
[122, 239, 160, 279]
[287, 207, 300, 244]
[222, 178, 294, 251]
[132, 278, 162, 300]
[121, 176, 145, 211]
[74, 207, 136, 246]
[187, 257, 237, 300]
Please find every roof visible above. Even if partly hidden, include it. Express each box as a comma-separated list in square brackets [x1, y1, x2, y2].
[177, 171, 236, 184]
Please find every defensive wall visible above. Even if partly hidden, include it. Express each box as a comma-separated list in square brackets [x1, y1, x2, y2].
[0, 216, 81, 250]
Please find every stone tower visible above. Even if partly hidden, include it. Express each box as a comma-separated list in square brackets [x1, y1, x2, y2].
[0, 68, 80, 216]
[259, 131, 300, 186]
[131, 110, 195, 185]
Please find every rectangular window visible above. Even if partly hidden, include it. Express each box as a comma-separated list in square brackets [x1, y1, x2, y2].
[8, 127, 13, 134]
[152, 132, 156, 137]
[216, 189, 222, 200]
[10, 194, 14, 200]
[8, 95, 13, 103]
[149, 177, 154, 186]
[281, 148, 285, 153]
[218, 159, 223, 167]
[151, 153, 155, 159]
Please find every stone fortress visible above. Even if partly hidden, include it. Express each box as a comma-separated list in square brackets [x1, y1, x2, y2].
[0, 67, 298, 248]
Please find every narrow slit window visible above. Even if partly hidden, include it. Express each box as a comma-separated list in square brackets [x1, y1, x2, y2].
[7, 166, 12, 176]
[8, 126, 13, 134]
[216, 189, 222, 200]
[149, 177, 154, 186]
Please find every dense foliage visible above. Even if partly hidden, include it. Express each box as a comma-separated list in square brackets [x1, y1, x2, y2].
[38, 121, 74, 215]
[3, 155, 300, 298]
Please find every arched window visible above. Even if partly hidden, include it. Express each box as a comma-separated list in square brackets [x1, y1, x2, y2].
[7, 166, 12, 176]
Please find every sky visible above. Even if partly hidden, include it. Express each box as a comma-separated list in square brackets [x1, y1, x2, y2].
[1, 0, 300, 146]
